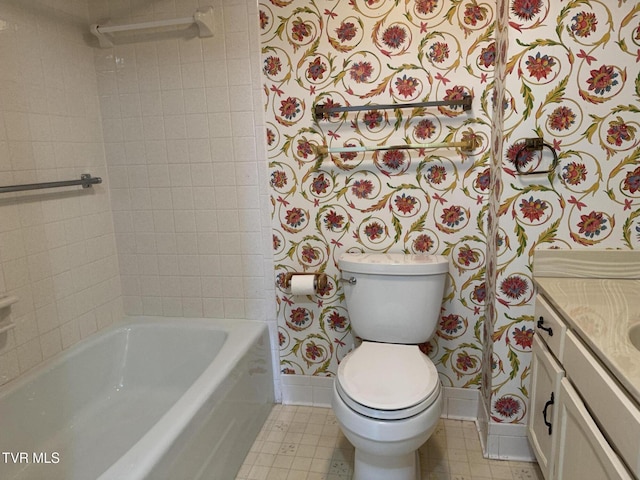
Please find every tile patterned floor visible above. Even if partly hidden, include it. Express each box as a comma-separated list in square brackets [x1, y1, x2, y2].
[236, 405, 544, 480]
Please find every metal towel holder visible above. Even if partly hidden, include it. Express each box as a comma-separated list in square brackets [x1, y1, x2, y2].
[514, 138, 559, 175]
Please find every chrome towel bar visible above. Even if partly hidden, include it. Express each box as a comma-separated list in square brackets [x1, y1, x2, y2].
[314, 96, 472, 120]
[0, 174, 102, 194]
[320, 139, 476, 155]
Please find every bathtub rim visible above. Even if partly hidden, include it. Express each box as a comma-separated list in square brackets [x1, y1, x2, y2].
[0, 316, 263, 397]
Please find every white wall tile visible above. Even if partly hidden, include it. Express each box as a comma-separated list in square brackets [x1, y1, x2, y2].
[142, 116, 166, 140]
[203, 297, 224, 317]
[208, 112, 232, 137]
[40, 329, 63, 360]
[145, 140, 168, 164]
[182, 297, 203, 317]
[141, 92, 164, 115]
[142, 296, 163, 315]
[164, 115, 187, 139]
[16, 338, 43, 374]
[185, 113, 209, 139]
[60, 318, 81, 349]
[162, 296, 183, 316]
[200, 256, 221, 276]
[181, 63, 205, 89]
[159, 64, 183, 90]
[161, 90, 185, 115]
[204, 61, 228, 87]
[0, 0, 275, 388]
[226, 58, 252, 86]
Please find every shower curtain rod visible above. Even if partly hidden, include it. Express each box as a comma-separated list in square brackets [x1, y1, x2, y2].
[0, 174, 102, 194]
[320, 140, 476, 154]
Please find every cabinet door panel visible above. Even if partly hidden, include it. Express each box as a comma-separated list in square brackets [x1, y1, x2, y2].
[554, 379, 633, 480]
[528, 336, 564, 479]
[564, 332, 640, 478]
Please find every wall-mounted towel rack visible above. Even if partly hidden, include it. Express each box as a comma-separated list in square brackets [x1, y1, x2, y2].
[320, 139, 477, 155]
[514, 137, 559, 175]
[314, 96, 472, 120]
[90, 6, 214, 48]
[0, 174, 102, 194]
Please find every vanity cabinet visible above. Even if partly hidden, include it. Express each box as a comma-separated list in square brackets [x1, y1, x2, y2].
[528, 294, 635, 480]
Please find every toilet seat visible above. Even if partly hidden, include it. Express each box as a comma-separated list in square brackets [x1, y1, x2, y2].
[336, 342, 441, 420]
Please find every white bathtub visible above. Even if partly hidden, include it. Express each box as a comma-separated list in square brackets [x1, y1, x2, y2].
[0, 316, 274, 480]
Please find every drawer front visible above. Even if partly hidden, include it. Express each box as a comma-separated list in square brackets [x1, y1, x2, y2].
[534, 295, 567, 362]
[564, 332, 640, 478]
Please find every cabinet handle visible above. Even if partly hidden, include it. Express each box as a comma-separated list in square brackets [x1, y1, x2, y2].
[537, 316, 553, 336]
[542, 392, 554, 435]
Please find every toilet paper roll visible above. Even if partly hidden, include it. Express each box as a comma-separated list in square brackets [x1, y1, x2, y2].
[290, 275, 316, 295]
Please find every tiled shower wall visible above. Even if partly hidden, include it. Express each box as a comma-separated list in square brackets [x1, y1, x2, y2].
[87, 0, 274, 326]
[0, 0, 122, 385]
[0, 0, 278, 387]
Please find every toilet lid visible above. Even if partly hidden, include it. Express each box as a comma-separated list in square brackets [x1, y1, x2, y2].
[337, 342, 440, 414]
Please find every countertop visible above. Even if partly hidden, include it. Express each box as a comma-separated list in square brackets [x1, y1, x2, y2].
[535, 277, 640, 406]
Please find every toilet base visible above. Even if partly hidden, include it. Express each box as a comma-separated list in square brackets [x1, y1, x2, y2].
[353, 449, 420, 480]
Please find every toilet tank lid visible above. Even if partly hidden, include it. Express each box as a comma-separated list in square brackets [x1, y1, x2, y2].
[338, 253, 449, 275]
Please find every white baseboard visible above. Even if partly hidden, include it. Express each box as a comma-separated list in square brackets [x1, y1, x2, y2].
[280, 374, 333, 407]
[477, 395, 536, 461]
[280, 376, 482, 417]
[441, 386, 479, 420]
[280, 375, 535, 461]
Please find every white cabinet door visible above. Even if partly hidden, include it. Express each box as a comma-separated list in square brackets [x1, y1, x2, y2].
[528, 336, 564, 480]
[534, 295, 567, 362]
[554, 378, 633, 480]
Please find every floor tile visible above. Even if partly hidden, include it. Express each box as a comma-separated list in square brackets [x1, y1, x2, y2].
[236, 405, 544, 480]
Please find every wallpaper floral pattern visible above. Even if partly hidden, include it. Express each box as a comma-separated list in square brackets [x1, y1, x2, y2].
[261, 0, 496, 390]
[259, 0, 640, 426]
[490, 0, 640, 424]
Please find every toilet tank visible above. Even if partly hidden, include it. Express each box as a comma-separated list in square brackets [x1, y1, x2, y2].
[338, 253, 448, 344]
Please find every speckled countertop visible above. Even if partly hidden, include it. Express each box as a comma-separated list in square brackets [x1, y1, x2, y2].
[535, 277, 640, 406]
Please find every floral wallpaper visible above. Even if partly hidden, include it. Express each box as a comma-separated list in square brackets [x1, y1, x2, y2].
[489, 0, 640, 424]
[260, 0, 496, 390]
[259, 0, 640, 426]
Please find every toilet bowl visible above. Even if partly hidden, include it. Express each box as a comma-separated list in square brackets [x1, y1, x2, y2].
[333, 253, 449, 480]
[333, 342, 443, 480]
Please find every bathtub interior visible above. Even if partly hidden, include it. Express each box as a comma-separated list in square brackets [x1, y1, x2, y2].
[0, 324, 225, 452]
[0, 318, 273, 480]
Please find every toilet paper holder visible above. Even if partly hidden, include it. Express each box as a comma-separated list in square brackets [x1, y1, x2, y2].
[283, 272, 328, 291]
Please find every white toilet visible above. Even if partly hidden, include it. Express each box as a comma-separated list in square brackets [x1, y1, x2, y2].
[333, 252, 449, 480]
